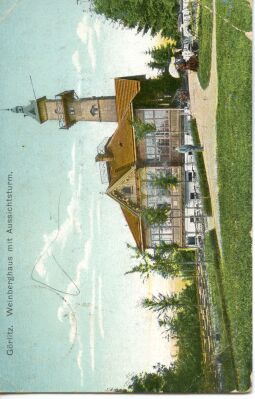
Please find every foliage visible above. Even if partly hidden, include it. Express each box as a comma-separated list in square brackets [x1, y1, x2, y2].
[127, 366, 166, 393]
[146, 44, 174, 73]
[197, 0, 213, 88]
[215, 0, 252, 390]
[142, 292, 196, 317]
[141, 205, 170, 226]
[126, 242, 196, 279]
[90, 0, 180, 39]
[133, 74, 181, 108]
[150, 173, 178, 190]
[190, 119, 212, 215]
[117, 282, 206, 393]
[131, 118, 156, 141]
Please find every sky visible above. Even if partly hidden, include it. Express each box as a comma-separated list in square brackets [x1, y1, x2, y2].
[0, 0, 176, 392]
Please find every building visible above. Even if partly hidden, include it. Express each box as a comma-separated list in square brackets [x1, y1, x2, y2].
[9, 75, 201, 249]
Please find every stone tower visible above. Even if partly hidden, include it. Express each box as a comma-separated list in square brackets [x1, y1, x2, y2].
[8, 90, 117, 129]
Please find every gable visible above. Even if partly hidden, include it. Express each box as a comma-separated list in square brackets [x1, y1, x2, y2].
[107, 166, 139, 206]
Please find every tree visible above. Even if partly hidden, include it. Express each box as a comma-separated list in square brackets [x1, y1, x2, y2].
[126, 241, 196, 279]
[142, 292, 196, 316]
[125, 260, 152, 279]
[127, 371, 165, 393]
[149, 173, 178, 190]
[142, 205, 170, 226]
[90, 0, 180, 40]
[142, 293, 181, 316]
[153, 241, 179, 257]
[125, 257, 180, 279]
[133, 74, 181, 108]
[109, 283, 206, 393]
[147, 44, 175, 73]
[158, 315, 179, 340]
[125, 363, 179, 393]
[126, 242, 154, 261]
[131, 118, 156, 141]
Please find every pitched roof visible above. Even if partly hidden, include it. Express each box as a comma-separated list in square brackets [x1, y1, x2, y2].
[105, 78, 141, 187]
[121, 207, 144, 249]
[104, 77, 144, 248]
[114, 78, 141, 122]
[105, 108, 136, 186]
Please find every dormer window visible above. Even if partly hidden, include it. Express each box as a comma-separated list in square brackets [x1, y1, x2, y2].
[90, 104, 98, 116]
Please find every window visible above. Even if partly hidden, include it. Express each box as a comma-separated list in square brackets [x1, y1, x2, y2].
[190, 192, 199, 199]
[154, 110, 168, 118]
[122, 186, 133, 195]
[69, 107, 75, 115]
[187, 236, 196, 245]
[188, 172, 193, 182]
[90, 105, 98, 116]
[173, 201, 178, 207]
[190, 217, 194, 223]
[188, 151, 192, 155]
[144, 110, 153, 119]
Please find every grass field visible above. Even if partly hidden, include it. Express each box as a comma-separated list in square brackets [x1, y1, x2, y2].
[204, 230, 237, 392]
[215, 0, 252, 391]
[190, 119, 212, 216]
[196, 0, 252, 390]
[197, 0, 213, 88]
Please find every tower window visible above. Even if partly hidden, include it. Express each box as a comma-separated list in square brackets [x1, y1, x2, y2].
[90, 105, 98, 116]
[69, 107, 75, 115]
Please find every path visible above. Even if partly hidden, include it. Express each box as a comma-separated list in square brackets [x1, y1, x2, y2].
[188, 0, 222, 252]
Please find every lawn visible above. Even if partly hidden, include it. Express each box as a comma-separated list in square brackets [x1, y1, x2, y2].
[197, 0, 213, 88]
[204, 230, 237, 392]
[190, 119, 212, 216]
[195, 0, 252, 390]
[215, 0, 252, 391]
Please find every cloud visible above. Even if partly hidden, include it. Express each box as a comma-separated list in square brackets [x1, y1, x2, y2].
[67, 143, 76, 186]
[34, 229, 58, 280]
[35, 143, 83, 282]
[96, 200, 101, 235]
[94, 19, 101, 39]
[89, 269, 96, 372]
[72, 50, 82, 74]
[97, 275, 105, 339]
[35, 139, 98, 384]
[76, 15, 97, 71]
[77, 344, 84, 386]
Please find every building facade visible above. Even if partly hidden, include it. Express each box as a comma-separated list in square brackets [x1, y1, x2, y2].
[9, 75, 202, 249]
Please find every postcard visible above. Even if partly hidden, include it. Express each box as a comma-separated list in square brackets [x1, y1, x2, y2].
[0, 0, 252, 394]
